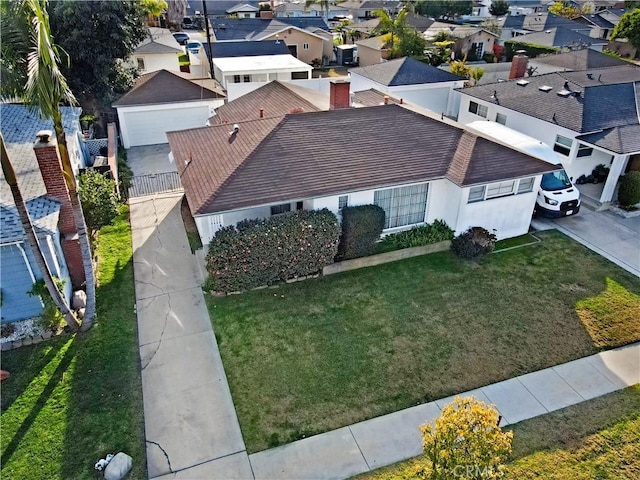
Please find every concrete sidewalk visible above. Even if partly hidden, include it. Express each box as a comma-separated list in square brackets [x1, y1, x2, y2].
[130, 193, 252, 480]
[249, 343, 640, 480]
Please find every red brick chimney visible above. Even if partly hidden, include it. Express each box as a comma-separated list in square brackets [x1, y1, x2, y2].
[260, 10, 273, 19]
[33, 130, 85, 288]
[330, 80, 350, 110]
[509, 50, 529, 80]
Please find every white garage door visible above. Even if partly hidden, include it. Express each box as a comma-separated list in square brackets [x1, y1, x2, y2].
[121, 105, 210, 147]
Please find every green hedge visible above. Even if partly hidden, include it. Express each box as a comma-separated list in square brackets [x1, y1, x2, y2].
[206, 209, 339, 292]
[377, 219, 454, 253]
[336, 205, 385, 261]
[618, 171, 640, 208]
[505, 41, 559, 60]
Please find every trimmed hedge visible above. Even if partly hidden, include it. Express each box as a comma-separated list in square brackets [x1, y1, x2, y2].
[451, 226, 497, 259]
[336, 205, 385, 261]
[377, 219, 454, 253]
[206, 209, 339, 292]
[505, 41, 559, 60]
[618, 171, 640, 208]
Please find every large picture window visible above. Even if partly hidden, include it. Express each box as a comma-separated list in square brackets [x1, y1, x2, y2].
[553, 135, 572, 156]
[469, 101, 488, 118]
[374, 183, 428, 229]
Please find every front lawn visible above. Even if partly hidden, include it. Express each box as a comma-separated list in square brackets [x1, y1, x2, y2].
[1, 207, 146, 479]
[208, 230, 640, 453]
[355, 384, 640, 480]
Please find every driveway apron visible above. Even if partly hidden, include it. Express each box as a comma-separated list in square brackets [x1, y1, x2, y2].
[130, 192, 250, 479]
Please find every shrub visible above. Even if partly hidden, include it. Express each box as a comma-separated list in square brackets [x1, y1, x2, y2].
[451, 226, 497, 259]
[377, 219, 454, 253]
[117, 146, 133, 193]
[504, 41, 559, 60]
[206, 209, 339, 292]
[78, 169, 119, 232]
[336, 205, 385, 261]
[27, 278, 66, 332]
[618, 171, 640, 208]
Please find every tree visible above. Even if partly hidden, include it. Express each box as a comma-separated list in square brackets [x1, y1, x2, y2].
[548, 1, 590, 18]
[421, 396, 513, 479]
[48, 0, 148, 108]
[305, 0, 330, 18]
[489, 0, 509, 17]
[78, 170, 119, 233]
[482, 17, 502, 37]
[416, 0, 473, 19]
[374, 8, 427, 58]
[1, 134, 80, 332]
[450, 59, 472, 78]
[22, 0, 97, 331]
[166, 0, 188, 30]
[611, 9, 640, 51]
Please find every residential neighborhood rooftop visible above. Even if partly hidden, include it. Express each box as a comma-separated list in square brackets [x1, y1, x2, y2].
[576, 124, 640, 154]
[513, 27, 606, 49]
[208, 40, 290, 58]
[210, 17, 330, 41]
[424, 22, 498, 40]
[168, 105, 555, 216]
[212, 54, 311, 72]
[503, 12, 591, 32]
[349, 57, 465, 86]
[531, 49, 630, 71]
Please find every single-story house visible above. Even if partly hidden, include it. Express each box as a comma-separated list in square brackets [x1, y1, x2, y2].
[528, 48, 630, 75]
[355, 35, 391, 66]
[226, 3, 260, 18]
[509, 27, 608, 53]
[167, 86, 557, 245]
[501, 12, 594, 44]
[0, 105, 88, 323]
[113, 69, 226, 148]
[206, 40, 291, 58]
[212, 54, 313, 89]
[273, 2, 350, 21]
[128, 28, 184, 74]
[455, 62, 640, 204]
[186, 1, 259, 18]
[425, 23, 498, 61]
[338, 0, 402, 21]
[349, 57, 466, 116]
[209, 17, 333, 65]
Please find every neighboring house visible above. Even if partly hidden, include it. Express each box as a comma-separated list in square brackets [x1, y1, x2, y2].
[501, 12, 594, 44]
[528, 48, 630, 74]
[207, 80, 328, 125]
[186, 1, 259, 18]
[574, 11, 618, 39]
[455, 63, 640, 204]
[209, 17, 333, 64]
[355, 35, 391, 66]
[206, 40, 290, 58]
[167, 90, 557, 245]
[129, 28, 183, 74]
[273, 2, 350, 20]
[509, 26, 608, 52]
[212, 54, 313, 89]
[0, 105, 87, 323]
[226, 3, 260, 18]
[349, 57, 466, 115]
[113, 70, 226, 148]
[338, 0, 402, 21]
[425, 23, 498, 60]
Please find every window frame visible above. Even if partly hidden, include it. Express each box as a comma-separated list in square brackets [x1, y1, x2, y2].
[373, 183, 429, 230]
[338, 195, 349, 209]
[468, 185, 486, 203]
[517, 177, 535, 194]
[233, 74, 241, 83]
[136, 57, 145, 70]
[576, 143, 593, 158]
[553, 135, 573, 156]
[270, 203, 291, 216]
[303, 43, 310, 50]
[469, 100, 488, 118]
[495, 112, 507, 125]
[243, 74, 251, 83]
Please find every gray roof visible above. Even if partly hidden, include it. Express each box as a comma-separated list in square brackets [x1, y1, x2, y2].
[187, 1, 259, 16]
[134, 39, 183, 54]
[576, 14, 615, 29]
[532, 49, 629, 70]
[576, 125, 640, 154]
[0, 104, 81, 243]
[207, 40, 290, 58]
[504, 12, 592, 32]
[349, 57, 465, 86]
[512, 27, 606, 49]
[459, 66, 640, 133]
[210, 17, 330, 41]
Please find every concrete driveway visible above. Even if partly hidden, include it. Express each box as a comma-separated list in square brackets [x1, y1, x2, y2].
[533, 206, 640, 277]
[127, 144, 176, 176]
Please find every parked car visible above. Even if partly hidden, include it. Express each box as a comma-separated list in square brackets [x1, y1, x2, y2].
[172, 32, 189, 45]
[187, 40, 202, 55]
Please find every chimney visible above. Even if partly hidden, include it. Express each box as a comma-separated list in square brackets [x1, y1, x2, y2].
[509, 50, 528, 80]
[260, 10, 273, 19]
[33, 131, 85, 288]
[329, 80, 350, 110]
[259, 108, 264, 118]
[383, 95, 389, 104]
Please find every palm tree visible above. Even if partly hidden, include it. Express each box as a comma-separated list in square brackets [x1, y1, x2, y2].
[1, 134, 80, 331]
[373, 8, 408, 54]
[22, 0, 96, 331]
[305, 0, 331, 19]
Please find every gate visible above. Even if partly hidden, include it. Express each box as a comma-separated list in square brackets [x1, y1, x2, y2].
[128, 172, 183, 198]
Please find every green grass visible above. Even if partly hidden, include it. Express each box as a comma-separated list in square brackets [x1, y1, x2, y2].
[207, 231, 640, 453]
[355, 385, 640, 480]
[494, 233, 540, 251]
[1, 206, 146, 479]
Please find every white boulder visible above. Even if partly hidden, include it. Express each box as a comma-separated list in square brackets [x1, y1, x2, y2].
[104, 452, 133, 480]
[72, 290, 87, 310]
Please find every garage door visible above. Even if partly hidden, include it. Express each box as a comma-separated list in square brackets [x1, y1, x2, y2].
[121, 105, 210, 147]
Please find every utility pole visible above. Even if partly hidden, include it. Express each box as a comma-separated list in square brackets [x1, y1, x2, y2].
[201, 0, 214, 77]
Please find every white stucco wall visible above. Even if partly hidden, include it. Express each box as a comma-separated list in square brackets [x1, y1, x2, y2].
[130, 53, 180, 74]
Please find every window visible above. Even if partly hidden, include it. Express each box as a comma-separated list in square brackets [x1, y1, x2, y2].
[517, 177, 535, 194]
[553, 135, 572, 156]
[296, 201, 304, 210]
[495, 113, 507, 125]
[373, 183, 428, 229]
[270, 203, 291, 215]
[338, 195, 348, 209]
[469, 101, 487, 118]
[136, 57, 145, 70]
[243, 13, 250, 18]
[486, 180, 515, 199]
[233, 75, 241, 83]
[468, 186, 486, 203]
[577, 143, 593, 157]
[243, 74, 251, 83]
[303, 43, 309, 50]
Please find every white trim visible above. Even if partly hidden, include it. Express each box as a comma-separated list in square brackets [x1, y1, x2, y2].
[258, 25, 328, 42]
[14, 241, 37, 283]
[45, 235, 63, 278]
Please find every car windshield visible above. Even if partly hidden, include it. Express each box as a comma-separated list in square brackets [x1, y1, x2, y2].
[541, 169, 572, 191]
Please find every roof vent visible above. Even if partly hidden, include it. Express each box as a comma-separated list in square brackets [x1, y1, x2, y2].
[516, 79, 529, 86]
[586, 73, 593, 79]
[573, 90, 582, 98]
[539, 85, 553, 92]
[229, 124, 239, 136]
[557, 89, 571, 97]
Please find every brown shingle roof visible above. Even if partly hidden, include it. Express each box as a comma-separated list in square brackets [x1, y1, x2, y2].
[113, 70, 225, 107]
[208, 81, 326, 125]
[169, 105, 556, 216]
